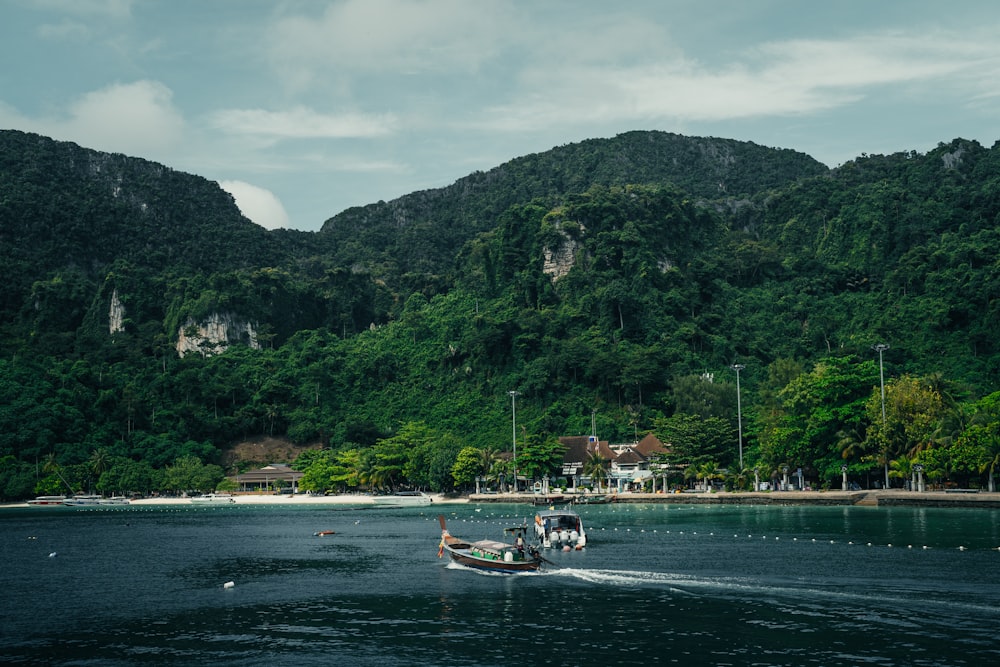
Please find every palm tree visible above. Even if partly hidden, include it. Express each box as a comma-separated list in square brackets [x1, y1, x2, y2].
[582, 450, 607, 492]
[975, 429, 1000, 492]
[685, 461, 721, 492]
[729, 466, 751, 491]
[489, 458, 513, 493]
[477, 447, 501, 492]
[888, 455, 914, 490]
[837, 423, 868, 462]
[89, 447, 111, 493]
[698, 461, 722, 492]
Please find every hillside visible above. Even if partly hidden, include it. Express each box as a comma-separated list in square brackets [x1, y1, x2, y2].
[1, 128, 999, 500]
[318, 130, 829, 283]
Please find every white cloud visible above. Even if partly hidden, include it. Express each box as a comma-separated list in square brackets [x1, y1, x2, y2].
[266, 0, 512, 89]
[474, 26, 1000, 132]
[1, 80, 186, 157]
[219, 180, 291, 230]
[62, 81, 185, 153]
[210, 107, 397, 140]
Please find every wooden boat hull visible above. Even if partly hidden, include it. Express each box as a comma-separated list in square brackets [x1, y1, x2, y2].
[438, 516, 543, 573]
[444, 547, 541, 573]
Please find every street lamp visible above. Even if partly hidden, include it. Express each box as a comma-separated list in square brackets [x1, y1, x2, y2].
[731, 364, 745, 469]
[508, 390, 519, 493]
[872, 343, 890, 489]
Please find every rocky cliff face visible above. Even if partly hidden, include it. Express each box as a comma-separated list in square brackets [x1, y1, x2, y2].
[108, 289, 125, 334]
[542, 220, 584, 281]
[176, 312, 259, 357]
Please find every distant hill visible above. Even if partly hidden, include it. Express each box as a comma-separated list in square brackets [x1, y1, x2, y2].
[318, 131, 829, 281]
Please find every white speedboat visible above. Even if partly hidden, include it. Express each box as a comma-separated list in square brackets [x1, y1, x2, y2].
[533, 508, 587, 549]
[371, 491, 431, 506]
[61, 494, 104, 507]
[190, 493, 236, 504]
[26, 495, 66, 506]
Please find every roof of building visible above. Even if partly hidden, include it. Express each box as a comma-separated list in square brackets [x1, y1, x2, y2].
[634, 433, 670, 457]
[558, 435, 615, 462]
[613, 449, 645, 465]
[235, 463, 303, 483]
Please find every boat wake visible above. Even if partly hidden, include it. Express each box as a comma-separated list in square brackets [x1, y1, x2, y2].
[543, 567, 1000, 618]
[444, 561, 540, 576]
[544, 567, 700, 593]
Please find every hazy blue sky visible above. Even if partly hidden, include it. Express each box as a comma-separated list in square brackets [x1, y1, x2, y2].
[2, 0, 997, 231]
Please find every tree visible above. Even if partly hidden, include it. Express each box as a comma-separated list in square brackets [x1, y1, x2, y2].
[958, 392, 1000, 491]
[517, 433, 566, 484]
[451, 447, 485, 491]
[581, 449, 608, 491]
[655, 413, 735, 467]
[757, 357, 876, 485]
[865, 375, 944, 487]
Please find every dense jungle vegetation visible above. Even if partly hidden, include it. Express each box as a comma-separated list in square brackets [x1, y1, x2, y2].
[1, 129, 999, 500]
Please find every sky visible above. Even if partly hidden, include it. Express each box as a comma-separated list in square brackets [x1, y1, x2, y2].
[2, 1, 998, 232]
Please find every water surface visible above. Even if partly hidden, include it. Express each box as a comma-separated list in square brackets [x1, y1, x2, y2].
[2, 502, 998, 665]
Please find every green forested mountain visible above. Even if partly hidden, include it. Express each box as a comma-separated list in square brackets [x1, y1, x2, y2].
[2, 128, 999, 499]
[319, 130, 829, 287]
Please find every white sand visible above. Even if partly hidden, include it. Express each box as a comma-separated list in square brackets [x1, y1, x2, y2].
[1, 493, 465, 509]
[128, 493, 464, 506]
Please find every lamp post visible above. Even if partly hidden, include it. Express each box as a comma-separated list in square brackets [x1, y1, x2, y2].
[509, 390, 519, 493]
[731, 364, 745, 469]
[872, 343, 890, 489]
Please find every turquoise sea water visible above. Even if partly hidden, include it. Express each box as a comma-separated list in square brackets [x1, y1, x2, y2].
[1, 502, 998, 666]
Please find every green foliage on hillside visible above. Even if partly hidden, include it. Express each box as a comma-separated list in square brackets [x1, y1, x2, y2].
[2, 129, 1000, 499]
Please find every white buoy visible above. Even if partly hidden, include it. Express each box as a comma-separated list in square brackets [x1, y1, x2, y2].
[48, 552, 57, 558]
[223, 581, 235, 589]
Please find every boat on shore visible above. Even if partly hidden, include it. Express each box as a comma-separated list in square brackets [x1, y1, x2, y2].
[437, 515, 545, 573]
[190, 493, 236, 504]
[372, 491, 431, 506]
[62, 494, 104, 507]
[531, 494, 565, 506]
[60, 495, 131, 507]
[574, 494, 615, 505]
[534, 508, 587, 549]
[26, 495, 66, 506]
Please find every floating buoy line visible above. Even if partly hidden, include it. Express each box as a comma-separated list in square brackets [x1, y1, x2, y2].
[425, 512, 1000, 553]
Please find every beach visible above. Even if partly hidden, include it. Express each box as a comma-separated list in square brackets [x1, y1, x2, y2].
[6, 488, 1000, 509]
[1, 492, 466, 509]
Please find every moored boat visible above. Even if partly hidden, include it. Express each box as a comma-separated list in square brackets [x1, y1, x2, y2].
[531, 494, 565, 506]
[437, 515, 544, 573]
[534, 508, 587, 549]
[372, 491, 431, 506]
[62, 494, 104, 507]
[190, 493, 236, 504]
[26, 495, 66, 506]
[574, 494, 614, 505]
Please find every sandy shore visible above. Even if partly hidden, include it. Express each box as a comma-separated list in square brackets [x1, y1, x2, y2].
[129, 493, 466, 506]
[1, 493, 466, 508]
[6, 489, 1000, 509]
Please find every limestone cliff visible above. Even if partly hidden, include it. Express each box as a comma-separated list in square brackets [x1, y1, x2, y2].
[108, 288, 125, 334]
[176, 312, 259, 357]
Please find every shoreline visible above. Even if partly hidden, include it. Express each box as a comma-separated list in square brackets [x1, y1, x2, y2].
[4, 489, 1000, 509]
[0, 492, 465, 509]
[471, 489, 1000, 509]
